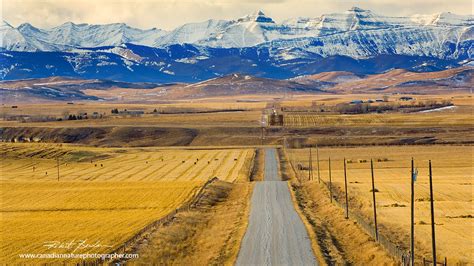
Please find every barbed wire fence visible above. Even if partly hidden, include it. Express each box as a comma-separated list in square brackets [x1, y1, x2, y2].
[284, 145, 446, 266]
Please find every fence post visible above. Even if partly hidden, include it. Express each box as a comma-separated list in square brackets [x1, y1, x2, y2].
[429, 160, 437, 265]
[328, 157, 332, 203]
[308, 147, 311, 181]
[370, 159, 378, 241]
[316, 145, 321, 183]
[309, 147, 313, 181]
[410, 158, 415, 266]
[444, 257, 447, 266]
[344, 157, 349, 219]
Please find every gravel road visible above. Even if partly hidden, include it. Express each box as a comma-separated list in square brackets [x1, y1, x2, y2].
[236, 148, 317, 266]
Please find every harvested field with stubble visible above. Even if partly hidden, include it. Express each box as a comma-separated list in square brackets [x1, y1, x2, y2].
[1, 181, 201, 263]
[0, 143, 255, 264]
[288, 145, 473, 264]
[283, 107, 473, 128]
[1, 143, 254, 182]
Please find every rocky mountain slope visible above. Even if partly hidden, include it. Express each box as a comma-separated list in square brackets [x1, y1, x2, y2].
[0, 8, 472, 82]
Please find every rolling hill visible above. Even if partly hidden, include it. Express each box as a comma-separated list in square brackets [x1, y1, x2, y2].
[1, 67, 472, 102]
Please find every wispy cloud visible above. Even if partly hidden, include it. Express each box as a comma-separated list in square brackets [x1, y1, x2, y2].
[2, 0, 472, 30]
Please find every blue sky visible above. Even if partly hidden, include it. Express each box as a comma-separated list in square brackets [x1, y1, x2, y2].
[2, 0, 472, 29]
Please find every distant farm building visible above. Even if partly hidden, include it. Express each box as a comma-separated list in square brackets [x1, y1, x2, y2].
[350, 100, 364, 104]
[269, 112, 284, 126]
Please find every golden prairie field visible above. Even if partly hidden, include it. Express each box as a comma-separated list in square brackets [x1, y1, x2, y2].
[281, 93, 473, 128]
[0, 101, 263, 128]
[279, 93, 472, 107]
[1, 94, 470, 129]
[288, 145, 473, 264]
[0, 143, 254, 263]
[283, 108, 473, 128]
[0, 110, 262, 128]
[0, 101, 264, 117]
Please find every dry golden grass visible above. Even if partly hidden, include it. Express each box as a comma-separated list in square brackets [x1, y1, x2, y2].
[292, 182, 397, 265]
[288, 145, 473, 264]
[280, 148, 395, 264]
[132, 181, 253, 265]
[0, 143, 254, 264]
[249, 148, 265, 181]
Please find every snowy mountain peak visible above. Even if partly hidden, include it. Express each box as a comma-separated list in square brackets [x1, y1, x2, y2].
[410, 12, 473, 26]
[238, 10, 274, 23]
[18, 23, 41, 32]
[1, 7, 473, 83]
[57, 21, 77, 28]
[18, 22, 33, 29]
[1, 8, 473, 53]
[0, 20, 34, 50]
[431, 12, 473, 26]
[347, 6, 368, 13]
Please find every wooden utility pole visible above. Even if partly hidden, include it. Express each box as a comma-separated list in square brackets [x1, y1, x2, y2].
[328, 157, 332, 203]
[316, 145, 321, 183]
[57, 156, 60, 181]
[428, 160, 437, 265]
[370, 159, 378, 241]
[344, 158, 349, 219]
[410, 158, 415, 266]
[309, 147, 313, 181]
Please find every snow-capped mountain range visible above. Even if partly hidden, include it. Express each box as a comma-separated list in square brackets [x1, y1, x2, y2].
[3, 8, 473, 52]
[1, 7, 473, 82]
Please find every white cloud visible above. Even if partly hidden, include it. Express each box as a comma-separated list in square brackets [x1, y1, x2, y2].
[2, 0, 472, 30]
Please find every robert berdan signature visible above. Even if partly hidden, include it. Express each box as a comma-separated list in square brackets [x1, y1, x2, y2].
[43, 240, 113, 253]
